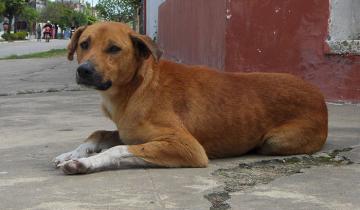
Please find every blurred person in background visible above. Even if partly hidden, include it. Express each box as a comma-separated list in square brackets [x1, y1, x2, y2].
[36, 24, 42, 42]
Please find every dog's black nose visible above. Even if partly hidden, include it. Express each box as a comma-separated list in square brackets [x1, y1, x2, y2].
[77, 62, 95, 78]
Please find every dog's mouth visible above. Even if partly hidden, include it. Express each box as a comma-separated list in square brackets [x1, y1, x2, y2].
[76, 71, 112, 91]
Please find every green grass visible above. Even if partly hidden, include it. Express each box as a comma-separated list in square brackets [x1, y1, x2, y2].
[0, 48, 67, 60]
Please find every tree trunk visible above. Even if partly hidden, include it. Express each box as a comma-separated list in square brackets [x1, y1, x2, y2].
[132, 20, 136, 31]
[7, 16, 13, 33]
[14, 16, 18, 33]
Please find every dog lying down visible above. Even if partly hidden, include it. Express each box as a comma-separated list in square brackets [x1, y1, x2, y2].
[54, 22, 328, 175]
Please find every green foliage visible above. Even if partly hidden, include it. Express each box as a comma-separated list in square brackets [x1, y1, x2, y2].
[2, 0, 27, 32]
[1, 33, 16, 41]
[15, 31, 27, 39]
[87, 15, 97, 25]
[84, 2, 97, 25]
[72, 10, 88, 27]
[0, 2, 4, 22]
[96, 0, 141, 23]
[19, 5, 39, 32]
[1, 31, 28, 41]
[2, 0, 26, 17]
[0, 1, 38, 32]
[40, 2, 67, 28]
[19, 6, 39, 23]
[40, 2, 93, 29]
[84, 2, 94, 17]
[0, 1, 5, 16]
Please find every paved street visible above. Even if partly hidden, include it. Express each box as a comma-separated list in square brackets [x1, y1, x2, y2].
[0, 39, 68, 58]
[0, 55, 359, 209]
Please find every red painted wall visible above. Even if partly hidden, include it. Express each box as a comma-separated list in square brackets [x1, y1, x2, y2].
[158, 0, 360, 102]
[158, 0, 226, 70]
[225, 0, 360, 102]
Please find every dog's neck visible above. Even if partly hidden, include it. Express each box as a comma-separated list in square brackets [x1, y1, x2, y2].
[100, 58, 159, 122]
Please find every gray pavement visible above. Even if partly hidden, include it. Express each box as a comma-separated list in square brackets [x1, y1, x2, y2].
[0, 39, 68, 58]
[0, 57, 359, 210]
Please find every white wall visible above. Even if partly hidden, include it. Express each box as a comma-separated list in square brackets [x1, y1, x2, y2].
[329, 0, 360, 40]
[327, 0, 360, 54]
[146, 0, 166, 40]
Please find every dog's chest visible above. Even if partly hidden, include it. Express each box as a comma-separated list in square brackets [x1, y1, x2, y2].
[101, 95, 115, 119]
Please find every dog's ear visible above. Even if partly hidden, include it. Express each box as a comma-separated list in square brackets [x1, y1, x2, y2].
[130, 33, 162, 62]
[67, 26, 87, 61]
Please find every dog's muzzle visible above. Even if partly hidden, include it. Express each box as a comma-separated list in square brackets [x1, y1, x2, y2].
[76, 61, 112, 91]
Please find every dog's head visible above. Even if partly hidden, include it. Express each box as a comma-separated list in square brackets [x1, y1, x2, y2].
[67, 22, 162, 91]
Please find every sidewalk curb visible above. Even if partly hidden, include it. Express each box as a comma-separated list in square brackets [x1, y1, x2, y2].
[0, 39, 69, 44]
[0, 40, 30, 44]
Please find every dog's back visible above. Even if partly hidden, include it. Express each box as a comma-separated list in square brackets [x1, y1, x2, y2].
[156, 60, 328, 158]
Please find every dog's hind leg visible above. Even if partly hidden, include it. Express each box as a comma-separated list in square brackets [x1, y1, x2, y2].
[59, 132, 209, 174]
[53, 130, 123, 167]
[256, 120, 327, 155]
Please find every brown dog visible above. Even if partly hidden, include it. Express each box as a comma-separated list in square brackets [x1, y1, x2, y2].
[54, 22, 328, 174]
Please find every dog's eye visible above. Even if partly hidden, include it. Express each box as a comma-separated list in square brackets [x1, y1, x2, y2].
[107, 45, 121, 54]
[80, 41, 89, 50]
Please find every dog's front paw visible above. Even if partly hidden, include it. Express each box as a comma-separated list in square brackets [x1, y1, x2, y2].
[53, 142, 98, 168]
[53, 152, 73, 168]
[60, 159, 89, 175]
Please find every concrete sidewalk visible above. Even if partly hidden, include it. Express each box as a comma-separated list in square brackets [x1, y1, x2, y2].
[0, 39, 68, 58]
[0, 57, 359, 210]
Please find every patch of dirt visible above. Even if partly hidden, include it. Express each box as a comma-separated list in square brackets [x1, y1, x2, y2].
[204, 148, 353, 210]
[204, 192, 230, 210]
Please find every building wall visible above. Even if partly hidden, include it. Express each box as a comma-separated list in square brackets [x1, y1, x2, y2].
[224, 0, 360, 102]
[145, 0, 166, 39]
[329, 0, 360, 40]
[158, 0, 227, 70]
[158, 0, 360, 102]
[29, 0, 46, 10]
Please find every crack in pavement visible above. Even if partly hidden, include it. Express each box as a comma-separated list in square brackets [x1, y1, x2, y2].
[204, 148, 354, 210]
[17, 60, 65, 77]
[16, 65, 73, 82]
[0, 87, 88, 97]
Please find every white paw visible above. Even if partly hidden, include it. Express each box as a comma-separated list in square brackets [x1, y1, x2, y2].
[53, 151, 86, 168]
[53, 151, 73, 167]
[59, 159, 90, 175]
[53, 142, 98, 167]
